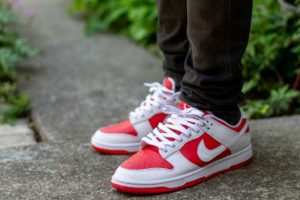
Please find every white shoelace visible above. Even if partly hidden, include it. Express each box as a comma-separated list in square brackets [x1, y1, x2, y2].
[142, 105, 208, 152]
[129, 82, 179, 120]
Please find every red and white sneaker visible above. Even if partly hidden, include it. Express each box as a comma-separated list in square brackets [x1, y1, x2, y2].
[91, 78, 180, 154]
[111, 102, 253, 194]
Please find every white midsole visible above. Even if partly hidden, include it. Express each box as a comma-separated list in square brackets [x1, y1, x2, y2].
[91, 140, 140, 152]
[111, 144, 253, 188]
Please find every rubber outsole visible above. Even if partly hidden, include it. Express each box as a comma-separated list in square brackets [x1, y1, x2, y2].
[112, 157, 253, 194]
[91, 144, 136, 155]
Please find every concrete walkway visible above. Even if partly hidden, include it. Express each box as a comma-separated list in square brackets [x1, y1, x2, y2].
[0, 120, 36, 149]
[16, 0, 161, 142]
[0, 0, 299, 199]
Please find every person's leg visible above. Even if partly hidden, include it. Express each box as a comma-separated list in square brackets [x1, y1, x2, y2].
[157, 0, 188, 90]
[180, 0, 252, 124]
[111, 1, 254, 194]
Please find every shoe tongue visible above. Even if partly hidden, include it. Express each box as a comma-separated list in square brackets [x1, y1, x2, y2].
[158, 101, 192, 139]
[178, 101, 191, 110]
[178, 101, 208, 117]
[163, 77, 176, 92]
[148, 101, 208, 146]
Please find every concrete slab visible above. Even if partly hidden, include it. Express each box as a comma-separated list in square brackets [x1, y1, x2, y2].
[16, 0, 162, 142]
[0, 116, 299, 199]
[0, 120, 36, 149]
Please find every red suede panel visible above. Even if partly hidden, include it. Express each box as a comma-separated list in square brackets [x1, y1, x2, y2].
[148, 113, 168, 129]
[100, 119, 137, 136]
[121, 146, 173, 170]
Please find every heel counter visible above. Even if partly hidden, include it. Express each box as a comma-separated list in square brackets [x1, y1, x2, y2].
[229, 125, 252, 154]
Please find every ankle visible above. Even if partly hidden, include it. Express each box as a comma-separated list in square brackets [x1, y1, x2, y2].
[213, 109, 241, 125]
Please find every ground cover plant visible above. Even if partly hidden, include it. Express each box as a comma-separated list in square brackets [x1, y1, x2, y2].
[0, 1, 37, 123]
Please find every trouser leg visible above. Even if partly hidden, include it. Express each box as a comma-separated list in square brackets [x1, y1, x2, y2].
[157, 0, 188, 90]
[181, 0, 252, 123]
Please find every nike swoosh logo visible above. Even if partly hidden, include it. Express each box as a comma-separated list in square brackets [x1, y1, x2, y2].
[197, 140, 227, 162]
[197, 129, 248, 163]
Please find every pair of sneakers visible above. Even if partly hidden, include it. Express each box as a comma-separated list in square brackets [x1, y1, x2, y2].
[91, 78, 253, 194]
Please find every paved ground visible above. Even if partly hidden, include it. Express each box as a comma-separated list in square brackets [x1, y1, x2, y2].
[16, 0, 161, 142]
[0, 0, 299, 199]
[0, 102, 36, 149]
[0, 117, 299, 200]
[0, 120, 36, 149]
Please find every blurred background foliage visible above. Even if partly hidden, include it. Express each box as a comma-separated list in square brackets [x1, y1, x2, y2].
[0, 1, 37, 123]
[68, 0, 299, 118]
[243, 0, 300, 118]
[68, 0, 158, 50]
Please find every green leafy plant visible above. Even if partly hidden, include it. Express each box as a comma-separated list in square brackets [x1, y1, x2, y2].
[243, 85, 300, 118]
[242, 0, 300, 118]
[0, 2, 37, 123]
[68, 0, 157, 49]
[69, 0, 300, 118]
[0, 83, 31, 123]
